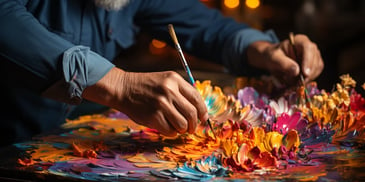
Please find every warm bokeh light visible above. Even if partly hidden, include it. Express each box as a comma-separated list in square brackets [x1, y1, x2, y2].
[245, 0, 260, 9]
[149, 39, 166, 55]
[151, 39, 166, 48]
[224, 0, 239, 9]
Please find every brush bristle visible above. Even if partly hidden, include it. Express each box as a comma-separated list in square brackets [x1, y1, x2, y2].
[168, 24, 179, 45]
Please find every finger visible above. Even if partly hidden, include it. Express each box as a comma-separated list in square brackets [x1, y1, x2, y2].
[315, 50, 324, 78]
[302, 45, 316, 79]
[158, 95, 189, 134]
[271, 48, 300, 78]
[304, 49, 318, 82]
[178, 80, 209, 126]
[294, 35, 316, 78]
[299, 42, 323, 82]
[172, 93, 199, 134]
[146, 111, 177, 137]
[307, 49, 324, 82]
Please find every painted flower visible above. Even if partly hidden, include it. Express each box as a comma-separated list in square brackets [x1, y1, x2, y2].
[155, 155, 228, 180]
[239, 105, 264, 127]
[282, 129, 300, 151]
[222, 143, 277, 172]
[221, 138, 239, 158]
[195, 80, 227, 117]
[269, 97, 294, 116]
[340, 74, 356, 88]
[273, 112, 302, 135]
[237, 87, 269, 109]
[237, 87, 259, 107]
[306, 81, 321, 97]
[350, 90, 365, 111]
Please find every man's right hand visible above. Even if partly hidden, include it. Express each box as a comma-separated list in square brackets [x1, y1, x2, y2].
[82, 67, 209, 136]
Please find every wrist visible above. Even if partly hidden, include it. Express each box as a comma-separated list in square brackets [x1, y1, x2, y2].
[82, 67, 126, 109]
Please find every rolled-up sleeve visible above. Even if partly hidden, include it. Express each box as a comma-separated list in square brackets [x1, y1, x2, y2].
[46, 46, 114, 105]
[0, 0, 114, 104]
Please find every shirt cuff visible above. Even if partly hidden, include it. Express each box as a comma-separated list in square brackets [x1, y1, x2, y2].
[42, 45, 115, 105]
[222, 28, 279, 76]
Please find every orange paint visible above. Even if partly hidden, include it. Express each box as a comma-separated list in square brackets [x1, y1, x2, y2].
[17, 158, 34, 166]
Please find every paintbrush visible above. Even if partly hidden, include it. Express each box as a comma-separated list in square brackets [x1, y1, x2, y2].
[167, 24, 217, 139]
[289, 32, 312, 105]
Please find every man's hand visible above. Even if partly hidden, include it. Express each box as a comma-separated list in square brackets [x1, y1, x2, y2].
[82, 67, 209, 137]
[247, 34, 324, 86]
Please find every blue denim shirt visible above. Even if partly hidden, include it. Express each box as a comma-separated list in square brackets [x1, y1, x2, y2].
[0, 0, 278, 145]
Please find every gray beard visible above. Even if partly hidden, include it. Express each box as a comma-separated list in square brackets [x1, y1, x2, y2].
[94, 0, 130, 11]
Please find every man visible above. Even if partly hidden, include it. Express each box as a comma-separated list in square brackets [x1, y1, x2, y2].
[0, 0, 323, 146]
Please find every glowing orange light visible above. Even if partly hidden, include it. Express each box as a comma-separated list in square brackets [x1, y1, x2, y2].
[224, 0, 239, 9]
[149, 39, 166, 55]
[151, 39, 166, 48]
[245, 0, 260, 9]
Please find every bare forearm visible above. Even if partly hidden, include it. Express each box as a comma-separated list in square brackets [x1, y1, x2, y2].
[82, 67, 126, 110]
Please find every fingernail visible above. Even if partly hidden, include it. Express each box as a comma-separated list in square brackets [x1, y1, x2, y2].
[201, 113, 209, 123]
[205, 113, 210, 121]
[304, 68, 311, 75]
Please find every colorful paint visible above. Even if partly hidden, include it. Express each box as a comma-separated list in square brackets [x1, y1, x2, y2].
[15, 74, 365, 181]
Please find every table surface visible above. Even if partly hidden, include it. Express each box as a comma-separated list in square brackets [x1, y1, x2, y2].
[2, 73, 365, 181]
[1, 115, 365, 182]
[1, 144, 365, 182]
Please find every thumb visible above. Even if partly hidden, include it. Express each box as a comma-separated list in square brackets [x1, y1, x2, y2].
[285, 59, 300, 77]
